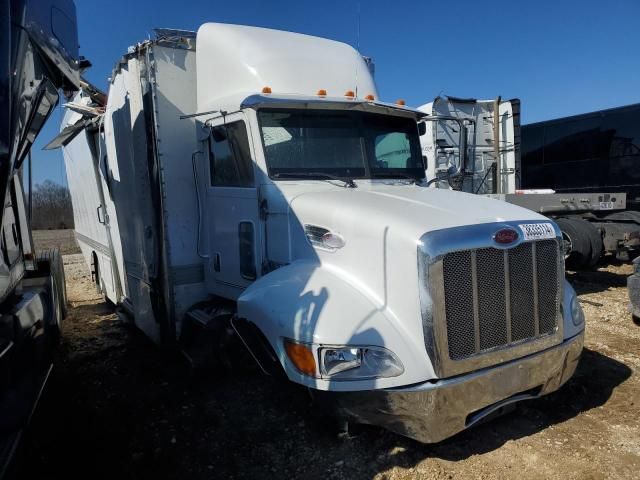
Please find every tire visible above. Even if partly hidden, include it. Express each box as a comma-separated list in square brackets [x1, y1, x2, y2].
[556, 218, 592, 270]
[580, 220, 603, 267]
[91, 251, 102, 295]
[52, 249, 67, 320]
[35, 249, 67, 335]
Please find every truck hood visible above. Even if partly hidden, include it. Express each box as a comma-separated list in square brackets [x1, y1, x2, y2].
[283, 182, 547, 242]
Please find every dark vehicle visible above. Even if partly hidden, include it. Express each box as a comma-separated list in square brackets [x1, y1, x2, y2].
[518, 103, 640, 267]
[0, 0, 81, 474]
[520, 103, 640, 319]
[521, 103, 640, 209]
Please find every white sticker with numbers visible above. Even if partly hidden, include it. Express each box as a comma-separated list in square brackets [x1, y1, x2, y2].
[518, 222, 556, 241]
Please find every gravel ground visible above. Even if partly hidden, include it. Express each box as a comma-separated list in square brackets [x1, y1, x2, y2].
[19, 249, 640, 480]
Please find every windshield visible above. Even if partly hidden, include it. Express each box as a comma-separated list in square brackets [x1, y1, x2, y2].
[258, 109, 425, 180]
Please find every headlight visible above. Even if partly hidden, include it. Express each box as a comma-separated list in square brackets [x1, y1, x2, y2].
[319, 346, 404, 380]
[570, 295, 585, 326]
[283, 340, 404, 380]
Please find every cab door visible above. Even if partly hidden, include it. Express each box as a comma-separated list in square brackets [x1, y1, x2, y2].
[206, 113, 262, 297]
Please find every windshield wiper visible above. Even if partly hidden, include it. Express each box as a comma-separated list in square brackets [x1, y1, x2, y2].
[273, 172, 357, 188]
[372, 172, 421, 184]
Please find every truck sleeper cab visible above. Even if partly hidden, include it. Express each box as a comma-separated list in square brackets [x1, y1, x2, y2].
[61, 24, 585, 444]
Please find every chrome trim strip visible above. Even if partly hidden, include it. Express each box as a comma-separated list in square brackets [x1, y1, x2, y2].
[75, 231, 110, 257]
[504, 249, 512, 343]
[532, 241, 540, 336]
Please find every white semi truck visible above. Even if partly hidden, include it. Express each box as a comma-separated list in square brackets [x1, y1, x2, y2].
[419, 96, 640, 269]
[54, 24, 585, 443]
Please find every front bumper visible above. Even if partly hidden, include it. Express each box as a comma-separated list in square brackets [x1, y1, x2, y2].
[318, 331, 584, 444]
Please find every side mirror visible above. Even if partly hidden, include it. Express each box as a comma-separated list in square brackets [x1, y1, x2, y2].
[211, 125, 227, 143]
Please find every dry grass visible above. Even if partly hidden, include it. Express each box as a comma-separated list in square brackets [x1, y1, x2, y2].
[32, 229, 81, 255]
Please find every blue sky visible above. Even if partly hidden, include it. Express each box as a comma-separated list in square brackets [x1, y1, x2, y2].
[32, 0, 640, 186]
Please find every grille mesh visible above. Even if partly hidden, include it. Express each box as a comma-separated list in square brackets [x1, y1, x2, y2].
[509, 244, 536, 341]
[442, 251, 476, 359]
[537, 240, 559, 334]
[476, 248, 508, 350]
[441, 239, 559, 361]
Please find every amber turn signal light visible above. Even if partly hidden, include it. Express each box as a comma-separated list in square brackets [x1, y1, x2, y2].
[284, 340, 316, 376]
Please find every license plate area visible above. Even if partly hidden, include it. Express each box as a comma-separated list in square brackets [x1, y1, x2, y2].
[518, 222, 556, 241]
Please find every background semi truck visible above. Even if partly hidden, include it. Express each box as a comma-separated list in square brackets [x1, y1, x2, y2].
[419, 96, 640, 269]
[56, 24, 585, 443]
[0, 0, 83, 473]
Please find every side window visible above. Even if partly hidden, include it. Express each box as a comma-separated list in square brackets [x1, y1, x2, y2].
[209, 121, 254, 187]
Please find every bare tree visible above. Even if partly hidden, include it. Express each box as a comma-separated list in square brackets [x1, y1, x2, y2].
[31, 181, 74, 230]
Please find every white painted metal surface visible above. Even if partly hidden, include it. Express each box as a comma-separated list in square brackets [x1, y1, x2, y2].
[238, 181, 565, 391]
[196, 23, 378, 113]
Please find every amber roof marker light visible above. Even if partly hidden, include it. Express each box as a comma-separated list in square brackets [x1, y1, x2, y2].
[395, 99, 406, 106]
[365, 94, 375, 101]
[262, 86, 272, 94]
[316, 89, 327, 97]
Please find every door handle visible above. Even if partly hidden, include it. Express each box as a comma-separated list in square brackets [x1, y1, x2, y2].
[97, 205, 106, 224]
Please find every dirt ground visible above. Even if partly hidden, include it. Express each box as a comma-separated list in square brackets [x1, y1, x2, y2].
[21, 232, 640, 480]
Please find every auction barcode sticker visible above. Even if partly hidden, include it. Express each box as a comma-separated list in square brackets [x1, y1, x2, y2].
[518, 222, 556, 241]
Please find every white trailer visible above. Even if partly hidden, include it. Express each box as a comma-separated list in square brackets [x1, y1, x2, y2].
[56, 24, 585, 444]
[419, 96, 640, 269]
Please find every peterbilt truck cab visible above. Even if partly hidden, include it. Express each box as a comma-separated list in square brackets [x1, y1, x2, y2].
[196, 25, 585, 442]
[61, 24, 585, 443]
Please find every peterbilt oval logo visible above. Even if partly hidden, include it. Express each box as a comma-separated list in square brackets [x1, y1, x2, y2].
[494, 228, 519, 244]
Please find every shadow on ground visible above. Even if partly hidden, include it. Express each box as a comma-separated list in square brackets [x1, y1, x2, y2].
[567, 262, 630, 295]
[20, 299, 632, 480]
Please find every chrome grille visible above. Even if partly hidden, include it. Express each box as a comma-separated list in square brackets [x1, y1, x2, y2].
[442, 239, 560, 361]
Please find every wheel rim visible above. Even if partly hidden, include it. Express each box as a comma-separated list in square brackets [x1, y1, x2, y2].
[561, 231, 573, 260]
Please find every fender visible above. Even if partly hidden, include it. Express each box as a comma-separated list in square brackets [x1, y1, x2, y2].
[237, 260, 433, 391]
